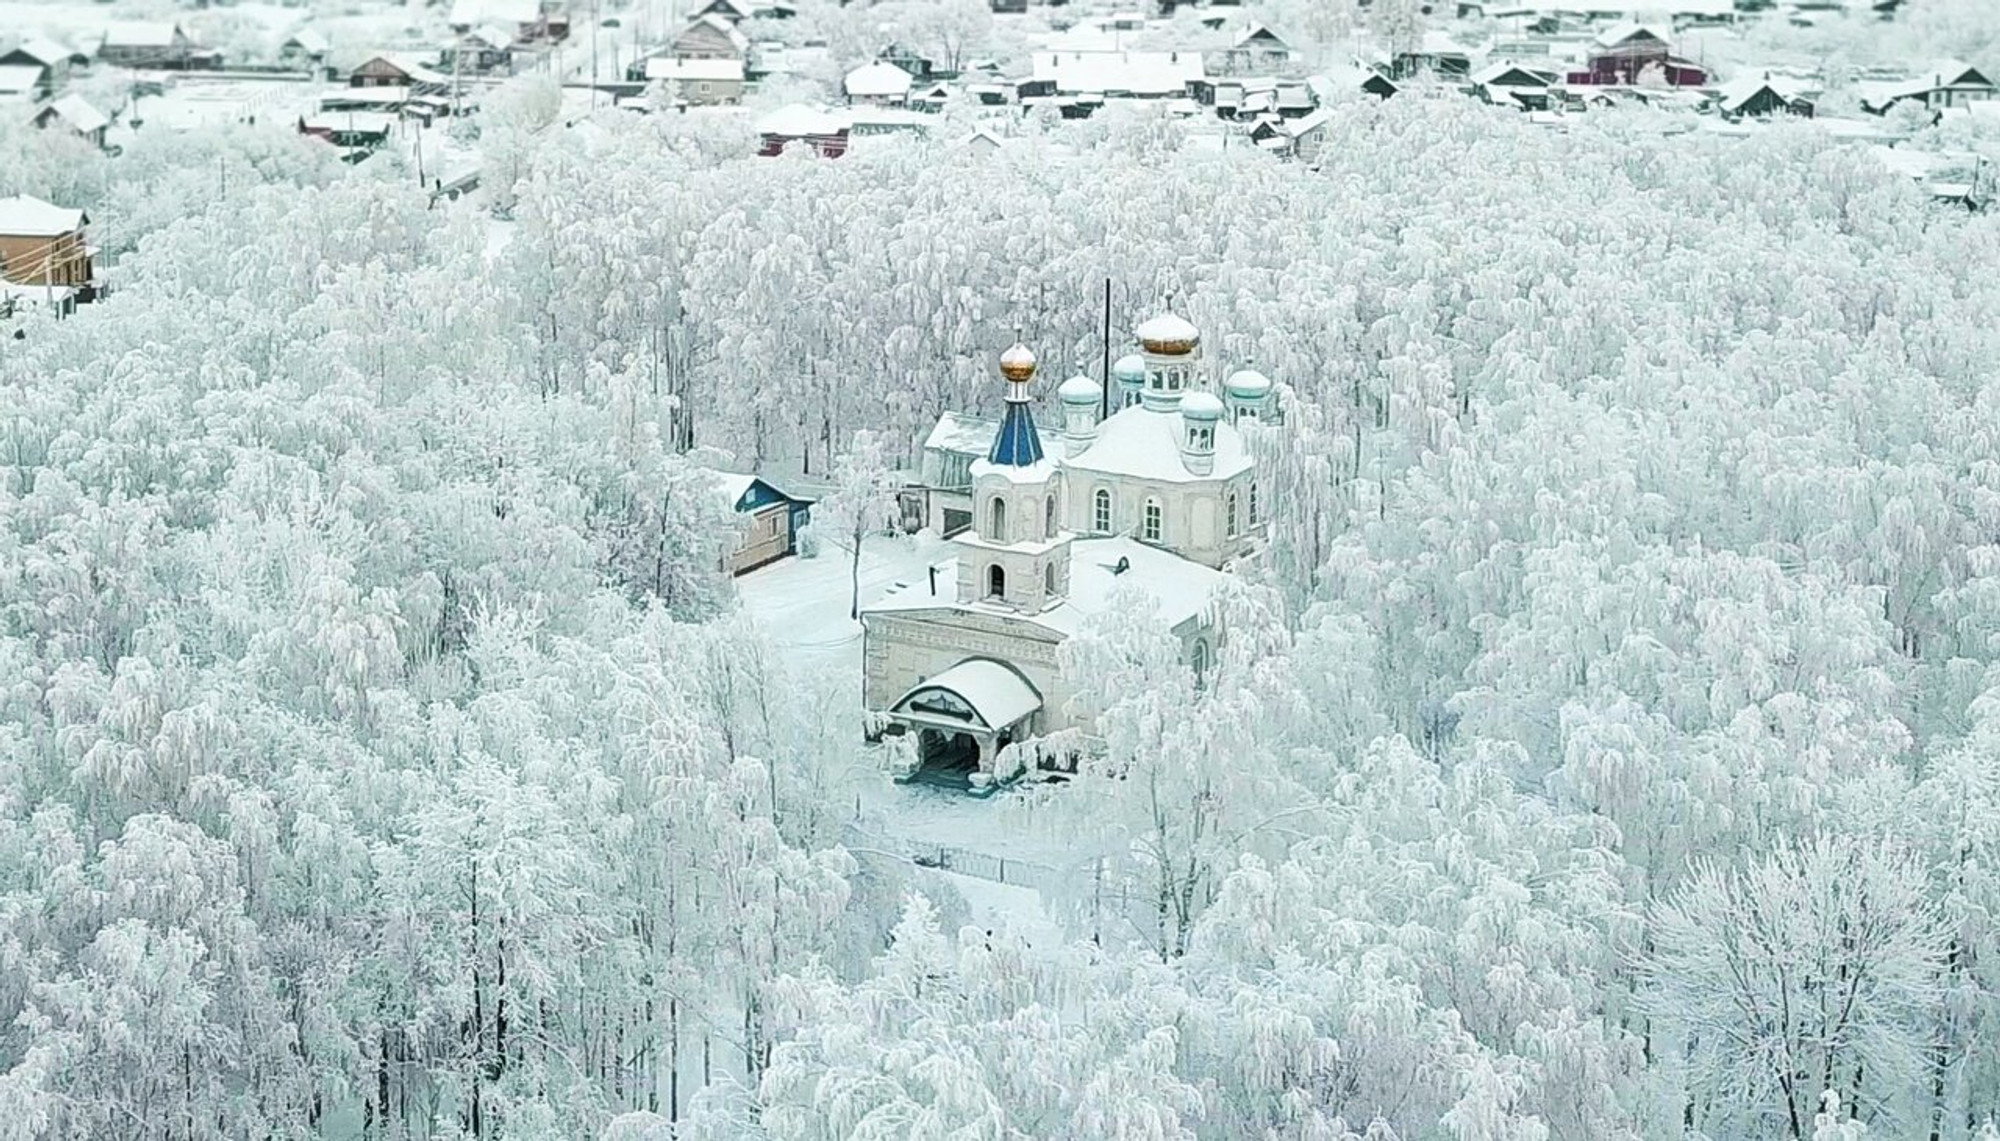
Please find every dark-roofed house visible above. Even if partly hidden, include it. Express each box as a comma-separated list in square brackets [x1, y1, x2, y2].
[99, 23, 211, 70]
[1564, 22, 1708, 87]
[31, 93, 111, 147]
[712, 473, 813, 574]
[0, 39, 74, 97]
[1715, 75, 1814, 119]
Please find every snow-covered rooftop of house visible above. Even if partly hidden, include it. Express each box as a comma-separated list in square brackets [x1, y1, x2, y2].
[0, 193, 85, 236]
[648, 56, 744, 81]
[1472, 60, 1557, 86]
[285, 28, 331, 54]
[1233, 23, 1287, 48]
[0, 64, 38, 97]
[10, 38, 71, 67]
[1031, 50, 1203, 95]
[1591, 22, 1671, 50]
[301, 111, 397, 134]
[38, 92, 109, 133]
[682, 13, 751, 53]
[102, 23, 183, 48]
[845, 60, 914, 97]
[757, 103, 847, 136]
[1064, 404, 1253, 484]
[864, 535, 1225, 637]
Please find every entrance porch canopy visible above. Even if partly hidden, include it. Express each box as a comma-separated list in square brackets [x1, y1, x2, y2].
[890, 659, 1042, 734]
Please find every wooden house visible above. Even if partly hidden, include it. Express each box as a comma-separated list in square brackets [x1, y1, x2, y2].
[646, 56, 745, 104]
[711, 473, 813, 574]
[991, 0, 1029, 13]
[298, 112, 396, 151]
[671, 14, 751, 61]
[99, 23, 211, 70]
[1715, 75, 1813, 119]
[443, 26, 516, 74]
[877, 42, 936, 82]
[0, 194, 94, 304]
[1564, 23, 1708, 87]
[844, 60, 914, 105]
[30, 94, 111, 147]
[1220, 24, 1293, 74]
[1860, 61, 1995, 114]
[692, 0, 753, 20]
[447, 0, 547, 42]
[0, 40, 74, 97]
[756, 103, 849, 157]
[350, 54, 451, 89]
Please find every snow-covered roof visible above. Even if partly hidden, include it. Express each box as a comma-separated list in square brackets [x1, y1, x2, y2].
[757, 102, 847, 136]
[892, 659, 1043, 730]
[0, 64, 39, 96]
[1058, 373, 1102, 403]
[1064, 403, 1252, 484]
[284, 28, 331, 54]
[36, 93, 110, 134]
[865, 536, 1225, 637]
[301, 111, 397, 134]
[0, 193, 85, 236]
[8, 38, 71, 67]
[1031, 50, 1204, 95]
[1472, 60, 1556, 86]
[102, 23, 183, 48]
[1181, 391, 1224, 419]
[1715, 75, 1806, 112]
[679, 13, 751, 53]
[648, 56, 744, 81]
[1233, 23, 1289, 49]
[1592, 22, 1670, 50]
[356, 53, 449, 84]
[924, 410, 1057, 457]
[845, 60, 914, 97]
[1135, 313, 1199, 346]
[1224, 367, 1271, 396]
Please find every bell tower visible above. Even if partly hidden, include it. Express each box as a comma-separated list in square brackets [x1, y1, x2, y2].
[955, 341, 1073, 614]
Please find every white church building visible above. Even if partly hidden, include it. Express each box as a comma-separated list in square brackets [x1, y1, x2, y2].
[860, 315, 1277, 787]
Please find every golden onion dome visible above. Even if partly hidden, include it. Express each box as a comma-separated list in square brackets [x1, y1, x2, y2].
[999, 342, 1037, 383]
[1135, 313, 1200, 357]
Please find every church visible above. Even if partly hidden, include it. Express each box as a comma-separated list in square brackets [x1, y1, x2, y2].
[860, 314, 1277, 788]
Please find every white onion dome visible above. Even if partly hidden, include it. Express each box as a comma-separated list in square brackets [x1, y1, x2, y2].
[1181, 391, 1225, 420]
[1058, 372, 1102, 404]
[1135, 313, 1200, 356]
[1112, 354, 1147, 385]
[998, 342, 1037, 383]
[1224, 366, 1272, 398]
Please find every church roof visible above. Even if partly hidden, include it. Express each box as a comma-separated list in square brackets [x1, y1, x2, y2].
[892, 659, 1041, 730]
[987, 400, 1046, 467]
[1063, 404, 1252, 483]
[863, 536, 1223, 637]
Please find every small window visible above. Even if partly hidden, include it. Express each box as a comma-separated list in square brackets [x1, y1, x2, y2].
[1168, 369, 1182, 391]
[1045, 495, 1056, 539]
[1190, 425, 1212, 449]
[989, 496, 1008, 541]
[1094, 488, 1112, 533]
[1191, 640, 1210, 686]
[987, 564, 1006, 599]
[1143, 498, 1162, 543]
[1226, 492, 1238, 537]
[1044, 563, 1057, 596]
[1249, 483, 1260, 524]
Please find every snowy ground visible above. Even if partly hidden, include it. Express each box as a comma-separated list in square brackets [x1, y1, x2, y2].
[736, 528, 948, 679]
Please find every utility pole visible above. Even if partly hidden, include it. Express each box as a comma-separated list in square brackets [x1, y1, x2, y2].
[1100, 277, 1112, 421]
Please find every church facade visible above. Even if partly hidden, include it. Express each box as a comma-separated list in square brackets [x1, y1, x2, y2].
[859, 315, 1277, 787]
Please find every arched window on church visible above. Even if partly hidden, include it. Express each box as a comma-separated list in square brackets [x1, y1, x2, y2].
[1044, 562, 1056, 597]
[987, 564, 1006, 599]
[1191, 639, 1210, 688]
[989, 496, 1008, 541]
[1248, 483, 1260, 525]
[1045, 495, 1056, 539]
[1143, 498, 1162, 543]
[1226, 491, 1239, 537]
[1093, 488, 1112, 533]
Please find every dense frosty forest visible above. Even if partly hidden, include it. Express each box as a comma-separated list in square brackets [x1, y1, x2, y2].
[8, 1, 2000, 1137]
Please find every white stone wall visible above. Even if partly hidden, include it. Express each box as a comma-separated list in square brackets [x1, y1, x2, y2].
[1063, 470, 1257, 568]
[862, 611, 1080, 734]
